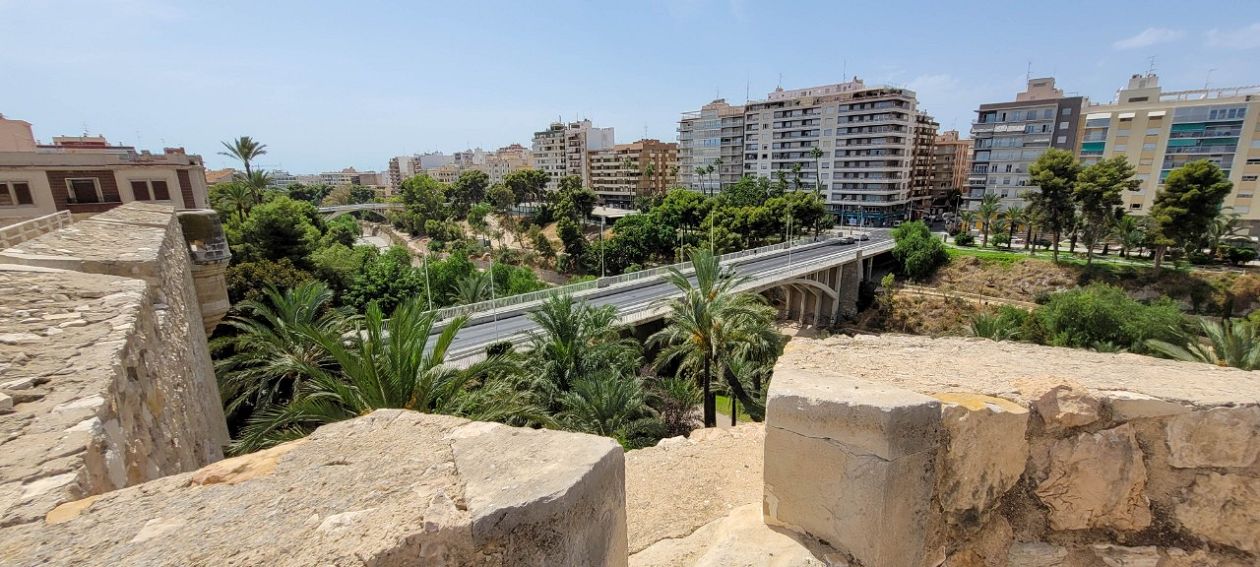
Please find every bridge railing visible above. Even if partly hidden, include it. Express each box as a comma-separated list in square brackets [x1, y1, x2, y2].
[433, 235, 830, 322]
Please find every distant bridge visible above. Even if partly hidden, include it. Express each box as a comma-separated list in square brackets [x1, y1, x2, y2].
[317, 203, 403, 218]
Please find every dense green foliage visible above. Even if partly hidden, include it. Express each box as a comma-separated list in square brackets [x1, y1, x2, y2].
[1147, 318, 1260, 370]
[891, 220, 947, 280]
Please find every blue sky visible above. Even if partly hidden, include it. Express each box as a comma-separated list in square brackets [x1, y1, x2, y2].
[3, 0, 1259, 173]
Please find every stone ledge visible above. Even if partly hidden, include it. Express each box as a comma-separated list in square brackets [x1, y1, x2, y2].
[0, 410, 628, 566]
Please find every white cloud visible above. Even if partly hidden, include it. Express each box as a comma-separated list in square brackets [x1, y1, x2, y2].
[1207, 23, 1260, 50]
[1113, 27, 1185, 50]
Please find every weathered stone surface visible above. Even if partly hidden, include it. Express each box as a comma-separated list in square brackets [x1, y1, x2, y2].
[1035, 424, 1151, 532]
[1175, 473, 1260, 554]
[1102, 390, 1189, 421]
[942, 515, 1013, 567]
[1034, 384, 1101, 433]
[1165, 407, 1260, 469]
[629, 503, 844, 567]
[1007, 542, 1069, 566]
[0, 410, 628, 566]
[933, 392, 1029, 529]
[0, 204, 232, 528]
[1088, 544, 1161, 567]
[625, 423, 763, 553]
[763, 368, 942, 567]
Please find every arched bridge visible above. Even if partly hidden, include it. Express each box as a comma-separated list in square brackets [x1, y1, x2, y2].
[437, 230, 894, 363]
[317, 203, 404, 218]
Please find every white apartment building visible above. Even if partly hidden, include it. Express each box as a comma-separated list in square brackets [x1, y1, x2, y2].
[678, 99, 744, 195]
[532, 119, 614, 191]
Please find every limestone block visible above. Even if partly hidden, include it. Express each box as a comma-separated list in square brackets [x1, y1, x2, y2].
[1101, 390, 1190, 421]
[1034, 385, 1101, 433]
[0, 411, 628, 566]
[932, 393, 1029, 529]
[1088, 544, 1160, 567]
[1165, 407, 1260, 469]
[0, 392, 12, 413]
[1035, 424, 1151, 532]
[763, 369, 942, 567]
[1175, 473, 1260, 554]
[942, 515, 1013, 567]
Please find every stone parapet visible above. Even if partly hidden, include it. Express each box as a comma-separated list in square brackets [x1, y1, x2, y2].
[0, 203, 228, 529]
[0, 410, 628, 566]
[769, 334, 1260, 566]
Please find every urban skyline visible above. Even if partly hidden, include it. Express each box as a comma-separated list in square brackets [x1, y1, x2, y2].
[3, 0, 1259, 172]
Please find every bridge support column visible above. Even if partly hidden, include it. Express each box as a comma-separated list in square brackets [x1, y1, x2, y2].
[864, 257, 874, 281]
[796, 285, 808, 325]
[836, 261, 861, 320]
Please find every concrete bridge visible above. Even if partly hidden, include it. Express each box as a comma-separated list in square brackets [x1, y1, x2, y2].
[438, 230, 893, 361]
[317, 202, 403, 218]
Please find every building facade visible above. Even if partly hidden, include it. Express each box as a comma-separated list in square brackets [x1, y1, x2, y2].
[1078, 73, 1260, 233]
[588, 139, 679, 208]
[967, 77, 1086, 211]
[531, 120, 615, 191]
[911, 112, 940, 219]
[678, 99, 744, 195]
[928, 130, 973, 216]
[0, 115, 210, 223]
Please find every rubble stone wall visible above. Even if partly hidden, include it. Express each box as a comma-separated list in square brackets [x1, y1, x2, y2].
[769, 335, 1260, 567]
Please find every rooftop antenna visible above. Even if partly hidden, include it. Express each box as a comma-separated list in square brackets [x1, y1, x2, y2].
[1147, 56, 1158, 76]
[1204, 68, 1216, 90]
[843, 58, 847, 83]
[1026, 60, 1032, 82]
[81, 122, 89, 136]
[777, 73, 783, 89]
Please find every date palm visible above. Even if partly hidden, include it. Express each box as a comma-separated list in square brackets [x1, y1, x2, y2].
[215, 181, 255, 220]
[1004, 205, 1024, 249]
[449, 272, 491, 305]
[213, 282, 352, 430]
[242, 169, 273, 203]
[219, 136, 268, 177]
[958, 210, 977, 236]
[1147, 318, 1260, 370]
[557, 372, 660, 448]
[1112, 214, 1145, 258]
[650, 249, 779, 428]
[232, 297, 531, 453]
[525, 294, 640, 410]
[977, 193, 1002, 248]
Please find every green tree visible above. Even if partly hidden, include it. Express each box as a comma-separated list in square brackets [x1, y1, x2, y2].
[1149, 160, 1233, 268]
[210, 181, 255, 221]
[397, 174, 448, 222]
[343, 246, 426, 313]
[809, 147, 825, 195]
[557, 216, 585, 271]
[219, 136, 267, 177]
[558, 374, 661, 449]
[891, 220, 948, 280]
[286, 183, 332, 204]
[1027, 149, 1082, 261]
[526, 294, 641, 412]
[449, 170, 490, 216]
[231, 300, 531, 453]
[233, 196, 323, 267]
[976, 193, 1002, 248]
[1074, 156, 1139, 265]
[650, 250, 780, 428]
[1004, 205, 1024, 249]
[1112, 214, 1145, 258]
[241, 170, 272, 203]
[502, 169, 549, 208]
[488, 183, 516, 215]
[213, 282, 351, 431]
[448, 271, 491, 305]
[225, 258, 314, 304]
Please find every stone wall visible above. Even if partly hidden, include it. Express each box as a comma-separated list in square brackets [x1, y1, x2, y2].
[768, 334, 1260, 567]
[0, 410, 628, 566]
[0, 203, 228, 528]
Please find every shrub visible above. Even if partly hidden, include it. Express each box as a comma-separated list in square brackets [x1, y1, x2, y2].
[1032, 284, 1186, 351]
[990, 232, 1011, 249]
[891, 220, 948, 280]
[1224, 246, 1258, 266]
[969, 305, 1028, 341]
[954, 233, 976, 247]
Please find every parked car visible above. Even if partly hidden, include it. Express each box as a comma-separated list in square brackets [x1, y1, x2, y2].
[857, 233, 870, 241]
[838, 236, 856, 244]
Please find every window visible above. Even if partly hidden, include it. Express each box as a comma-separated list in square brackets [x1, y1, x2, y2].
[1243, 175, 1259, 182]
[1139, 157, 1154, 166]
[1061, 107, 1073, 116]
[1247, 158, 1260, 165]
[1146, 128, 1160, 136]
[1059, 121, 1069, 130]
[1130, 203, 1142, 210]
[1057, 136, 1067, 144]
[0, 181, 35, 207]
[130, 180, 172, 201]
[1240, 193, 1254, 199]
[1115, 145, 1127, 152]
[66, 178, 103, 204]
[1042, 109, 1053, 119]
[1142, 143, 1156, 151]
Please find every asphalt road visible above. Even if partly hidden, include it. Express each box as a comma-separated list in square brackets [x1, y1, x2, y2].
[439, 230, 892, 358]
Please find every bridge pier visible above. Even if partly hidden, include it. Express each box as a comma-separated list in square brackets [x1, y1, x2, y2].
[836, 258, 861, 320]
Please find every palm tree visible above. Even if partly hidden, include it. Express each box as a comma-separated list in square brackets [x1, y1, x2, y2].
[809, 146, 825, 195]
[1207, 210, 1243, 257]
[958, 210, 977, 237]
[1112, 214, 1145, 258]
[712, 158, 724, 195]
[1004, 205, 1024, 249]
[449, 272, 491, 305]
[525, 294, 640, 410]
[213, 282, 352, 429]
[242, 170, 273, 203]
[232, 298, 531, 453]
[977, 193, 1002, 248]
[649, 249, 779, 428]
[216, 181, 256, 220]
[557, 373, 659, 448]
[1147, 318, 1260, 370]
[220, 136, 268, 177]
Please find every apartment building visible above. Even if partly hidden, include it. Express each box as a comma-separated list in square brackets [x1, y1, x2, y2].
[531, 120, 615, 191]
[588, 139, 679, 208]
[1080, 73, 1260, 233]
[967, 77, 1086, 210]
[677, 99, 744, 194]
[740, 80, 929, 225]
[0, 115, 210, 223]
[911, 113, 940, 218]
[928, 130, 973, 216]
